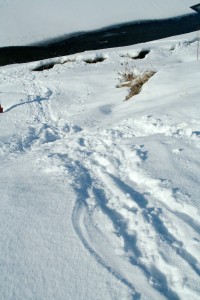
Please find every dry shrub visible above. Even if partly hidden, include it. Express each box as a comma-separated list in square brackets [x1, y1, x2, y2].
[122, 71, 137, 83]
[118, 60, 137, 83]
[117, 68, 155, 101]
[125, 70, 155, 101]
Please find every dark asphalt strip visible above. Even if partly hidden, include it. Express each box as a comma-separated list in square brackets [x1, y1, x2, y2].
[0, 13, 199, 66]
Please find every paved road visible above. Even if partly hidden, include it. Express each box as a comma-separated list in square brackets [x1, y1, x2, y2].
[0, 13, 199, 66]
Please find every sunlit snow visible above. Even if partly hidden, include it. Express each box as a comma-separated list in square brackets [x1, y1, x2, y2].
[1, 32, 200, 299]
[0, 1, 200, 299]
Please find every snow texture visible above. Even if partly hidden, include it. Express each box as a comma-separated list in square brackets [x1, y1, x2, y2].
[0, 30, 200, 299]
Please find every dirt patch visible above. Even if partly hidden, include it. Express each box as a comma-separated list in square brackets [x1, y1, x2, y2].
[32, 59, 75, 71]
[120, 49, 150, 60]
[33, 63, 55, 71]
[133, 49, 150, 59]
[32, 55, 106, 71]
[84, 56, 106, 64]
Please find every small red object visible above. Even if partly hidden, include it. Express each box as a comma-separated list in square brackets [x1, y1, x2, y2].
[0, 104, 3, 113]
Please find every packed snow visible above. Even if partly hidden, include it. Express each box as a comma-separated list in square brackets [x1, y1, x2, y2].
[0, 30, 200, 299]
[0, 0, 199, 46]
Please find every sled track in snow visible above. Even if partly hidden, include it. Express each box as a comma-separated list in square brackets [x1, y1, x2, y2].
[72, 201, 140, 299]
[67, 127, 200, 299]
[11, 81, 200, 299]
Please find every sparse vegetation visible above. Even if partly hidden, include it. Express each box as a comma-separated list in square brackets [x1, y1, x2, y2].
[117, 60, 138, 84]
[117, 63, 156, 100]
[125, 70, 155, 100]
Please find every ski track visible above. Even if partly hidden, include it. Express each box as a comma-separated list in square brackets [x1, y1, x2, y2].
[1, 49, 200, 299]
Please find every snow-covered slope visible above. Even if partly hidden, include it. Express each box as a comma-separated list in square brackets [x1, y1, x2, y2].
[0, 0, 199, 46]
[0, 32, 200, 299]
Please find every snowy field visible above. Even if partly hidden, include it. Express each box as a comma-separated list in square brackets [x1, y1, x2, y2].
[0, 0, 199, 46]
[0, 30, 200, 299]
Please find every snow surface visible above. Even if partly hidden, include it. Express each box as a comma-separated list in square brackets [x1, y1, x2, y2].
[0, 31, 200, 299]
[0, 0, 199, 46]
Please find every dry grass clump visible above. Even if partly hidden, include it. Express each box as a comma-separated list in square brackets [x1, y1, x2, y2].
[125, 70, 155, 100]
[121, 71, 137, 84]
[117, 69, 155, 101]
